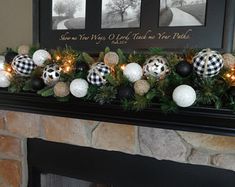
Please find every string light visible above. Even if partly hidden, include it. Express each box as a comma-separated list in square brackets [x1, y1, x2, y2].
[120, 64, 126, 71]
[225, 66, 235, 85]
[56, 56, 61, 61]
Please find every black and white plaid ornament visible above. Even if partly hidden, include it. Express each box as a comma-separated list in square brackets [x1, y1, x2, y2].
[87, 62, 110, 86]
[12, 55, 36, 77]
[193, 49, 223, 78]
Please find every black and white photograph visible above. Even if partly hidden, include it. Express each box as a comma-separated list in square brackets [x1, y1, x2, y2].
[159, 0, 207, 27]
[52, 0, 86, 30]
[101, 0, 142, 29]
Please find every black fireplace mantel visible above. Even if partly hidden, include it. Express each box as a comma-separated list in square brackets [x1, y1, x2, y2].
[0, 89, 235, 136]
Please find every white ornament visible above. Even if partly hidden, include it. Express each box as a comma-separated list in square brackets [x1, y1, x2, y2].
[0, 56, 5, 71]
[0, 71, 11, 88]
[70, 79, 89, 98]
[33, 49, 51, 67]
[123, 63, 143, 83]
[173, 85, 196, 108]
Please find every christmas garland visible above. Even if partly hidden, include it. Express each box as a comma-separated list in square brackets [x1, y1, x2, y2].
[0, 46, 235, 113]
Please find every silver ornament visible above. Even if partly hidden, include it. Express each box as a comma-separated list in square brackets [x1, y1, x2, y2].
[143, 56, 169, 79]
[70, 79, 89, 98]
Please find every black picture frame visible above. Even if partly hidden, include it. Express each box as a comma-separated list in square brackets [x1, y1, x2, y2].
[33, 0, 235, 53]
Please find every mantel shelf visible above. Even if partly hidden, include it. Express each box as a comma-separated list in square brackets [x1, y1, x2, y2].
[0, 89, 235, 137]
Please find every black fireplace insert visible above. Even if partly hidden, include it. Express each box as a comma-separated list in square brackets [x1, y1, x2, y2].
[27, 139, 235, 187]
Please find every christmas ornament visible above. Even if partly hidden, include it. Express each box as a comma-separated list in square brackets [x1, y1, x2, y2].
[12, 55, 36, 77]
[229, 86, 235, 97]
[5, 51, 18, 64]
[54, 82, 70, 97]
[104, 52, 119, 67]
[134, 80, 150, 96]
[0, 71, 11, 88]
[175, 61, 193, 77]
[143, 56, 169, 79]
[33, 49, 51, 67]
[223, 53, 235, 69]
[0, 56, 5, 71]
[123, 63, 143, 83]
[70, 78, 89, 98]
[118, 85, 134, 100]
[31, 77, 45, 90]
[87, 62, 110, 86]
[42, 64, 60, 86]
[193, 49, 223, 78]
[172, 85, 196, 107]
[18, 45, 30, 55]
[75, 60, 90, 73]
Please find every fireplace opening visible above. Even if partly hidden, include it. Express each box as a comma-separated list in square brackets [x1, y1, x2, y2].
[27, 139, 235, 187]
[40, 173, 111, 187]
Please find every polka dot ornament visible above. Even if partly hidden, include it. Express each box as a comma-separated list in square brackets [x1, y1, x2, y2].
[193, 49, 224, 78]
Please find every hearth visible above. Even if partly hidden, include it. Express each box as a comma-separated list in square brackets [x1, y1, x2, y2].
[27, 139, 235, 187]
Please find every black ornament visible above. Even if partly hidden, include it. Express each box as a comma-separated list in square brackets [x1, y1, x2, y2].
[229, 86, 235, 97]
[175, 61, 193, 77]
[31, 77, 45, 90]
[75, 60, 89, 73]
[118, 85, 134, 100]
[5, 51, 18, 64]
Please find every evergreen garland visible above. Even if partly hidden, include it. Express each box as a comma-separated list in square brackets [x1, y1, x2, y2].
[1, 46, 235, 114]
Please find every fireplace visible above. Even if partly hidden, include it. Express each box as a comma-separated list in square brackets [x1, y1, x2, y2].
[27, 138, 235, 187]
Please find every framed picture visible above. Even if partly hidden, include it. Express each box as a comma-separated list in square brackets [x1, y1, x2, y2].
[33, 0, 235, 52]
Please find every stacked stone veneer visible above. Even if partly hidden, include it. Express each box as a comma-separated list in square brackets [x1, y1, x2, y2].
[0, 111, 235, 187]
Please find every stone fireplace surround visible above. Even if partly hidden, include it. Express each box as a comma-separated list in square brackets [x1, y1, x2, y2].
[1, 111, 235, 186]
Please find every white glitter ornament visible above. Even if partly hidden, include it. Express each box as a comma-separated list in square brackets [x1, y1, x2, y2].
[104, 52, 119, 67]
[0, 56, 5, 71]
[70, 79, 89, 98]
[143, 56, 169, 79]
[0, 71, 11, 88]
[173, 85, 196, 108]
[42, 64, 60, 86]
[123, 63, 143, 83]
[33, 49, 51, 67]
